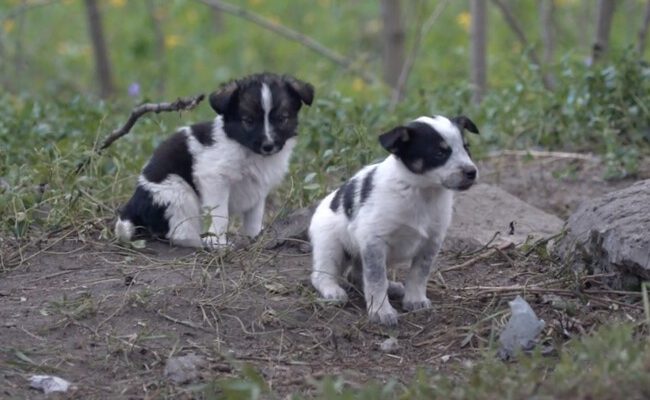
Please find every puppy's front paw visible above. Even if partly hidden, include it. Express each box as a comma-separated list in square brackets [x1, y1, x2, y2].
[402, 297, 432, 311]
[202, 235, 230, 250]
[319, 285, 349, 303]
[369, 304, 398, 326]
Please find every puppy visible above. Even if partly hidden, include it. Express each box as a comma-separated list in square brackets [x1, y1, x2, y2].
[115, 73, 314, 248]
[309, 115, 479, 325]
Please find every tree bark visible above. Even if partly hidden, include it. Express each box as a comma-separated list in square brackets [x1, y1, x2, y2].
[638, 0, 650, 55]
[380, 0, 405, 89]
[470, 0, 487, 104]
[592, 0, 616, 63]
[84, 0, 114, 98]
[539, 0, 556, 65]
[146, 0, 166, 96]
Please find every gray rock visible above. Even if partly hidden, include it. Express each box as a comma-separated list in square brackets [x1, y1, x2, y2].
[164, 353, 206, 384]
[449, 184, 565, 246]
[265, 206, 315, 250]
[555, 180, 650, 289]
[379, 337, 399, 352]
[29, 375, 71, 394]
[498, 295, 545, 360]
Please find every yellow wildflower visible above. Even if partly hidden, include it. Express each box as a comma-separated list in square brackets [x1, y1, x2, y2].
[109, 0, 126, 7]
[164, 35, 182, 49]
[351, 78, 365, 92]
[456, 11, 471, 32]
[3, 19, 15, 34]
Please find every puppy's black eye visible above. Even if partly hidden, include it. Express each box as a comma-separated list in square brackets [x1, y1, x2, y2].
[241, 116, 254, 126]
[279, 114, 290, 125]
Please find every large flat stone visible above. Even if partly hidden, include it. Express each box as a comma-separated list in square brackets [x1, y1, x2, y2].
[449, 184, 564, 247]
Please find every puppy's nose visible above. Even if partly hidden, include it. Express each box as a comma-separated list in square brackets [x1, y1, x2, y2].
[463, 167, 477, 180]
[261, 142, 275, 154]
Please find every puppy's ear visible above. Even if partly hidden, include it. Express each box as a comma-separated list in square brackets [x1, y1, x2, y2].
[284, 76, 314, 106]
[379, 126, 411, 154]
[452, 116, 480, 134]
[209, 81, 239, 115]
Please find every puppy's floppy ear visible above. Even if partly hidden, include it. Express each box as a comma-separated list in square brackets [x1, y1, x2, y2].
[209, 81, 239, 115]
[451, 115, 480, 134]
[284, 76, 314, 106]
[379, 126, 411, 154]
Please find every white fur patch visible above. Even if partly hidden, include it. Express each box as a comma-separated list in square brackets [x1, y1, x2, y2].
[261, 83, 273, 142]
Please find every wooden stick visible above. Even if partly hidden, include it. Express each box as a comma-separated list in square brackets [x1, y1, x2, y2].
[75, 94, 205, 174]
[486, 149, 597, 161]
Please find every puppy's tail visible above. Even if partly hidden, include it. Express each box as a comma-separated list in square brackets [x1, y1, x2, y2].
[114, 217, 135, 242]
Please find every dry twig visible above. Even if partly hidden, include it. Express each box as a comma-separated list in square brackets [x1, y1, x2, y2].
[75, 94, 205, 174]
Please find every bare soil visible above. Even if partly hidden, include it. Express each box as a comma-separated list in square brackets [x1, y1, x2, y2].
[1, 155, 648, 399]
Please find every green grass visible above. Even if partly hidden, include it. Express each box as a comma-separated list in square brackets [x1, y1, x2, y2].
[201, 324, 650, 399]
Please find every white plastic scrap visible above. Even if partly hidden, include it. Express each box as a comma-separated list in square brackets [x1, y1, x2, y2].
[498, 295, 545, 360]
[29, 375, 71, 394]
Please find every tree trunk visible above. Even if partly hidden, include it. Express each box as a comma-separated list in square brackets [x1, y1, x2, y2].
[84, 0, 114, 98]
[539, 0, 556, 65]
[380, 0, 405, 89]
[592, 0, 616, 63]
[147, 0, 166, 96]
[638, 0, 650, 55]
[470, 0, 487, 104]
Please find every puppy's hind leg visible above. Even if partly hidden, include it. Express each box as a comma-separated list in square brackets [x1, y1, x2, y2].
[165, 184, 204, 248]
[310, 235, 348, 303]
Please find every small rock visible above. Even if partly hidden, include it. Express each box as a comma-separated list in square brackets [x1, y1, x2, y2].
[29, 375, 71, 394]
[265, 207, 315, 249]
[164, 353, 206, 384]
[379, 337, 399, 352]
[498, 295, 545, 360]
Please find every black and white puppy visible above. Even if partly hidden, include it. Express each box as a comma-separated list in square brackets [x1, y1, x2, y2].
[309, 115, 479, 325]
[115, 73, 314, 248]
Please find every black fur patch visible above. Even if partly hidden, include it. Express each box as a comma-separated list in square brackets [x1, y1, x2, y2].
[360, 167, 376, 205]
[211, 73, 313, 155]
[119, 186, 170, 237]
[387, 122, 453, 174]
[330, 187, 343, 213]
[343, 178, 356, 219]
[142, 131, 198, 193]
[190, 121, 215, 146]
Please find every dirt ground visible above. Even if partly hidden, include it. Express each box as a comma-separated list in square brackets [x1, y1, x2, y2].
[1, 154, 648, 399]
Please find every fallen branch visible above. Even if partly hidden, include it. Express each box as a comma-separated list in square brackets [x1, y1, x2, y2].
[441, 240, 513, 273]
[75, 93, 205, 174]
[158, 310, 212, 332]
[486, 149, 597, 161]
[197, 0, 376, 84]
[99, 94, 205, 151]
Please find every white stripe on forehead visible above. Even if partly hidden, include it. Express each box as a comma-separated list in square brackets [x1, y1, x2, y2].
[413, 115, 463, 147]
[261, 83, 273, 141]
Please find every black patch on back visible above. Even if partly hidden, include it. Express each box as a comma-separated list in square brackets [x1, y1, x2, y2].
[397, 122, 452, 174]
[330, 187, 343, 212]
[360, 167, 376, 205]
[119, 185, 170, 237]
[190, 121, 215, 146]
[343, 178, 356, 219]
[142, 131, 198, 194]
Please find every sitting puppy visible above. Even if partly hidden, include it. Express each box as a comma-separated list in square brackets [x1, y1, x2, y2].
[115, 73, 314, 248]
[309, 115, 479, 325]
